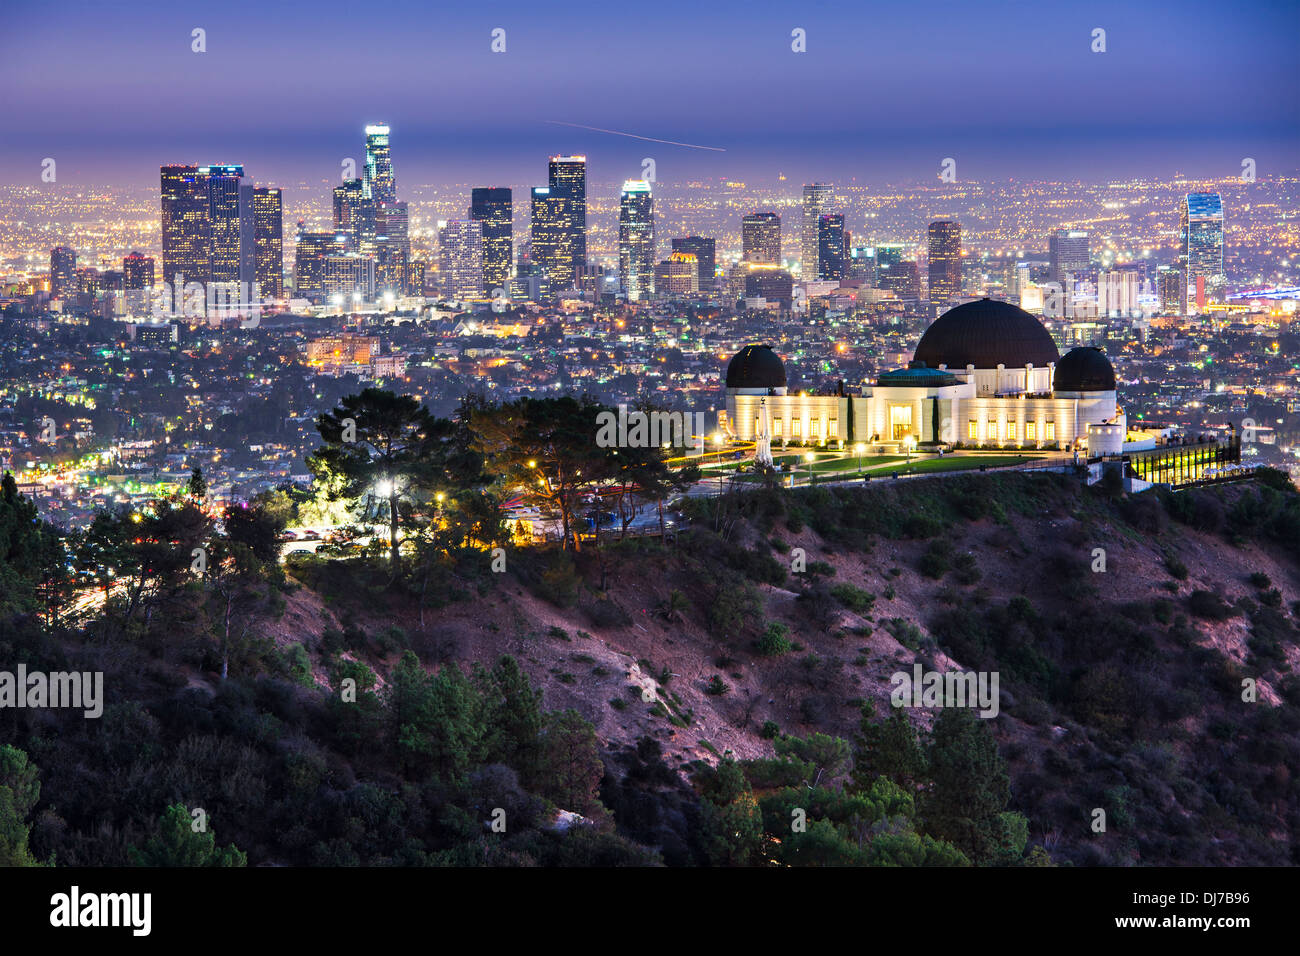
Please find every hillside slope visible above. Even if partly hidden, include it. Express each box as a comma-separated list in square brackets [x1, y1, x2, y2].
[279, 470, 1300, 865]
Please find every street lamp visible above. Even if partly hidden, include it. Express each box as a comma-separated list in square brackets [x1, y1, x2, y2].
[904, 435, 915, 464]
[855, 442, 865, 474]
[804, 451, 816, 486]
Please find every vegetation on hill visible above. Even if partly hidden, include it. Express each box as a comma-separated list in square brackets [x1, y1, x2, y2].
[3, 389, 1299, 866]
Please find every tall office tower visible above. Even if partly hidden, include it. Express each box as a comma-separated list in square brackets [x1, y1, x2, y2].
[439, 220, 484, 299]
[122, 252, 154, 289]
[122, 251, 155, 317]
[161, 164, 211, 287]
[1180, 192, 1225, 311]
[618, 180, 655, 302]
[49, 246, 77, 299]
[333, 179, 364, 232]
[801, 183, 832, 278]
[545, 155, 586, 289]
[1011, 261, 1033, 296]
[530, 187, 567, 292]
[251, 187, 283, 298]
[200, 164, 253, 290]
[1156, 265, 1183, 314]
[1048, 229, 1090, 287]
[817, 214, 846, 281]
[363, 124, 396, 204]
[671, 236, 715, 290]
[294, 230, 349, 302]
[471, 187, 513, 294]
[848, 246, 876, 284]
[378, 201, 410, 293]
[742, 212, 781, 265]
[927, 219, 962, 307]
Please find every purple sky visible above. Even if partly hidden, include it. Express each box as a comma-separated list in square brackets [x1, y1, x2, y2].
[1, 0, 1297, 187]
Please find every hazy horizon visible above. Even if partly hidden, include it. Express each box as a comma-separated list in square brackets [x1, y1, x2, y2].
[2, 0, 1297, 188]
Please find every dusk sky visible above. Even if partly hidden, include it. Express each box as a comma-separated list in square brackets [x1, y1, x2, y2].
[2, 0, 1297, 187]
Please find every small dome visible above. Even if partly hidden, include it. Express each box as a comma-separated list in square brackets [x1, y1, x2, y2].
[913, 298, 1060, 370]
[726, 344, 786, 389]
[1054, 346, 1116, 392]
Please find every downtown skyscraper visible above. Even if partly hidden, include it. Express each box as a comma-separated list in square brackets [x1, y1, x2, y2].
[160, 164, 263, 302]
[671, 236, 715, 291]
[204, 165, 252, 287]
[49, 246, 76, 300]
[333, 179, 364, 234]
[529, 156, 586, 292]
[742, 212, 781, 265]
[801, 184, 832, 279]
[1049, 229, 1090, 287]
[440, 220, 484, 300]
[251, 187, 283, 298]
[363, 125, 396, 205]
[122, 251, 154, 290]
[1180, 192, 1225, 312]
[927, 219, 962, 309]
[618, 180, 654, 302]
[471, 187, 513, 295]
[160, 164, 211, 288]
[817, 214, 846, 281]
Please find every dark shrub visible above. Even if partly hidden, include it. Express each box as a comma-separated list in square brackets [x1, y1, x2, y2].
[1188, 590, 1232, 620]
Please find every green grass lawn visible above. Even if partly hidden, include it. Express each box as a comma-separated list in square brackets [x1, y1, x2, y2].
[882, 454, 1033, 476]
[702, 450, 1044, 484]
[773, 453, 904, 474]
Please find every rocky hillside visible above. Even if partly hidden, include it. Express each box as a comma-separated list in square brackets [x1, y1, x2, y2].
[277, 469, 1300, 865]
[5, 468, 1299, 866]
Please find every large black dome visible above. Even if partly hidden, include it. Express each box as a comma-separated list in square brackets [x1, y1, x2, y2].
[726, 344, 786, 389]
[913, 298, 1060, 370]
[1053, 346, 1116, 392]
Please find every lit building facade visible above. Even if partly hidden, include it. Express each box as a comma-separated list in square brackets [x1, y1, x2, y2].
[50, 246, 77, 300]
[363, 125, 396, 205]
[251, 187, 283, 298]
[724, 299, 1123, 453]
[471, 187, 513, 295]
[817, 214, 846, 281]
[801, 183, 832, 278]
[439, 219, 484, 300]
[654, 252, 698, 295]
[927, 219, 962, 308]
[618, 179, 655, 302]
[1180, 192, 1224, 312]
[742, 212, 781, 265]
[1049, 229, 1090, 287]
[671, 236, 715, 291]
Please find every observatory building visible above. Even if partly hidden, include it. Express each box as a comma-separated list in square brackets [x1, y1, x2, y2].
[723, 298, 1126, 454]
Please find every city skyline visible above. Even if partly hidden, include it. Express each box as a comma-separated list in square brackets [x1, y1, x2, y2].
[5, 0, 1300, 903]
